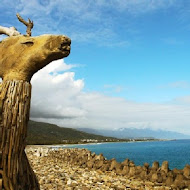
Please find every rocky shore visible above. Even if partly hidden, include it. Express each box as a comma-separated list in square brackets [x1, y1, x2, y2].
[26, 147, 190, 190]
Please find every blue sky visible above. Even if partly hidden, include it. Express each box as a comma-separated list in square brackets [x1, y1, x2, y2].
[1, 0, 190, 135]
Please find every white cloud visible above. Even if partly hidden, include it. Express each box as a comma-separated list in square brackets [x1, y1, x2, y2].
[1, 0, 176, 46]
[159, 81, 190, 89]
[1, 0, 189, 135]
[31, 59, 84, 118]
[162, 37, 184, 45]
[173, 96, 190, 105]
[104, 84, 124, 93]
[30, 59, 190, 135]
[116, 0, 176, 13]
[37, 59, 78, 74]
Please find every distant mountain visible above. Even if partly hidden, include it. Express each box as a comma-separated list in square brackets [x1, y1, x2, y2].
[27, 120, 117, 145]
[78, 127, 190, 140]
[27, 120, 190, 145]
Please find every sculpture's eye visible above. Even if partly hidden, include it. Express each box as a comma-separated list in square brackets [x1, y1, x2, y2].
[21, 41, 34, 46]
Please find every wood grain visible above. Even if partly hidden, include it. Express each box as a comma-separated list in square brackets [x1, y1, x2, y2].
[0, 80, 39, 190]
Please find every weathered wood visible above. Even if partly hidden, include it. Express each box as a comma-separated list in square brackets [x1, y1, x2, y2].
[0, 17, 71, 188]
[0, 26, 20, 37]
[0, 89, 2, 190]
[0, 13, 33, 37]
[0, 178, 2, 190]
[0, 80, 39, 190]
[16, 13, 33, 36]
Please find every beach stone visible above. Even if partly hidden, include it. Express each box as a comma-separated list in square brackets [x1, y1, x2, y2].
[183, 164, 190, 178]
[95, 153, 104, 161]
[44, 184, 53, 189]
[121, 165, 130, 175]
[115, 168, 123, 175]
[129, 165, 136, 177]
[185, 180, 190, 190]
[151, 172, 162, 183]
[135, 166, 143, 177]
[129, 161, 135, 167]
[161, 161, 169, 174]
[174, 174, 185, 189]
[95, 160, 104, 169]
[26, 147, 189, 190]
[152, 161, 159, 171]
[82, 186, 90, 190]
[121, 158, 129, 166]
[110, 159, 120, 171]
[139, 170, 148, 179]
[172, 168, 182, 175]
[165, 176, 174, 186]
[160, 170, 167, 182]
[91, 152, 96, 158]
[101, 163, 110, 172]
[87, 161, 94, 169]
[144, 163, 149, 169]
[140, 163, 150, 179]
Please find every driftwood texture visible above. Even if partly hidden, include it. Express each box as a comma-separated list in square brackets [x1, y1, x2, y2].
[0, 13, 71, 189]
[0, 26, 20, 37]
[0, 80, 39, 190]
[16, 13, 33, 36]
[0, 35, 71, 81]
[0, 13, 32, 37]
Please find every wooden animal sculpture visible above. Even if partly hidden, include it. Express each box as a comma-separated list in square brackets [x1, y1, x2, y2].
[0, 14, 71, 190]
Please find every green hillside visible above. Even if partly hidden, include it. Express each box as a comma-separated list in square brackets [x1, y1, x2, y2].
[26, 120, 118, 145]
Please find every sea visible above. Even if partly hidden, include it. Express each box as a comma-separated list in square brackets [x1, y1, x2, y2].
[54, 139, 190, 170]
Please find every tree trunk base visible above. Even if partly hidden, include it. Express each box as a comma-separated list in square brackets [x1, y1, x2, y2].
[18, 151, 40, 190]
[0, 151, 39, 190]
[0, 80, 40, 190]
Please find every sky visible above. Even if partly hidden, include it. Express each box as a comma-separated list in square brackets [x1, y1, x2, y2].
[1, 0, 190, 135]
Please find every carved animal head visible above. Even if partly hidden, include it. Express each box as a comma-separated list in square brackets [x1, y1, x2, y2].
[0, 34, 71, 81]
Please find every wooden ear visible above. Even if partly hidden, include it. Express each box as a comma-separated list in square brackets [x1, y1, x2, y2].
[21, 40, 34, 45]
[20, 37, 34, 46]
[21, 41, 34, 47]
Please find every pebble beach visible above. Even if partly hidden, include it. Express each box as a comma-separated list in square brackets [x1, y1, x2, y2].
[26, 146, 190, 190]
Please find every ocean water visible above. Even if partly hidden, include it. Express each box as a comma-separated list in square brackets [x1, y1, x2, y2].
[58, 139, 190, 170]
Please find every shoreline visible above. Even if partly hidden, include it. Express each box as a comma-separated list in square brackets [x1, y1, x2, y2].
[26, 146, 190, 190]
[26, 138, 172, 148]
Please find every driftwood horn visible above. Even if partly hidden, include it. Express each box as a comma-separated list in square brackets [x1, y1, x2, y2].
[16, 13, 33, 36]
[0, 26, 20, 36]
[0, 13, 33, 37]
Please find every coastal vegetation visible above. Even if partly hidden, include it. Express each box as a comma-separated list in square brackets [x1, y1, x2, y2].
[27, 120, 156, 145]
[27, 120, 120, 144]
